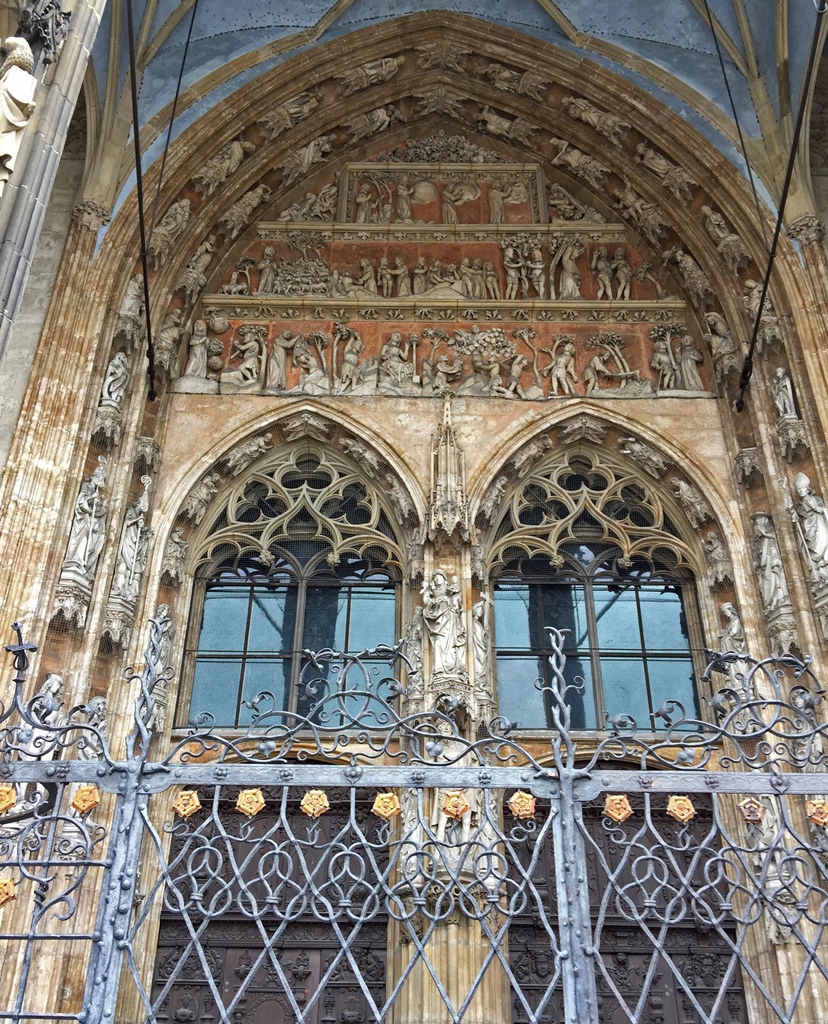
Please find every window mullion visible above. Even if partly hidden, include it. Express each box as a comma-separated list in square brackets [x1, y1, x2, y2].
[289, 579, 308, 714]
[635, 588, 656, 728]
[584, 578, 605, 728]
[235, 587, 256, 728]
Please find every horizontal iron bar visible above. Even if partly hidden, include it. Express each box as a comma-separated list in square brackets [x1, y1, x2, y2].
[582, 770, 828, 795]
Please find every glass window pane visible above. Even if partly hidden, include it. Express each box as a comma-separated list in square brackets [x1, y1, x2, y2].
[594, 586, 643, 652]
[540, 585, 588, 650]
[303, 586, 348, 651]
[198, 589, 249, 653]
[348, 587, 396, 649]
[639, 588, 690, 651]
[496, 655, 547, 728]
[601, 657, 651, 729]
[494, 585, 532, 649]
[239, 660, 291, 727]
[189, 658, 242, 727]
[247, 589, 295, 653]
[646, 658, 698, 723]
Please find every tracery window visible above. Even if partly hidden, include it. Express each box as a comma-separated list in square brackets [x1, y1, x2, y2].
[488, 450, 704, 731]
[178, 445, 403, 728]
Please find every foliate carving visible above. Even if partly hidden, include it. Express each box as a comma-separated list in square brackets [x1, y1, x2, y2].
[634, 144, 697, 202]
[0, 37, 36, 197]
[280, 412, 332, 442]
[218, 184, 271, 241]
[483, 62, 551, 102]
[562, 95, 630, 146]
[17, 2, 70, 65]
[425, 395, 471, 547]
[614, 182, 668, 246]
[550, 138, 610, 189]
[558, 414, 607, 445]
[787, 214, 825, 246]
[414, 88, 464, 119]
[416, 41, 470, 73]
[93, 351, 129, 446]
[53, 456, 108, 626]
[257, 93, 319, 140]
[734, 447, 761, 486]
[135, 436, 161, 477]
[161, 527, 189, 587]
[181, 473, 221, 525]
[147, 199, 190, 269]
[72, 198, 110, 230]
[221, 434, 273, 476]
[703, 312, 740, 384]
[277, 135, 333, 185]
[618, 436, 669, 478]
[192, 138, 254, 197]
[670, 478, 712, 529]
[703, 531, 733, 587]
[743, 279, 783, 352]
[701, 206, 750, 274]
[386, 132, 501, 164]
[777, 418, 811, 461]
[336, 55, 405, 96]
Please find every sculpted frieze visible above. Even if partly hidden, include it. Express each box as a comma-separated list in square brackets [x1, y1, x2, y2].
[382, 131, 502, 164]
[202, 317, 711, 401]
[416, 42, 471, 74]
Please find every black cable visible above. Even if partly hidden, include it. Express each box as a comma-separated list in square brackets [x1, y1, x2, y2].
[735, 5, 825, 412]
[147, 0, 200, 243]
[701, 0, 769, 251]
[125, 0, 156, 401]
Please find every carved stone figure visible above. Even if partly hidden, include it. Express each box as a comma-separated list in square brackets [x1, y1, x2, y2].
[618, 436, 669, 478]
[484, 63, 549, 102]
[346, 104, 400, 143]
[378, 331, 415, 388]
[192, 138, 254, 196]
[222, 434, 272, 477]
[416, 42, 470, 74]
[543, 339, 578, 396]
[703, 531, 734, 586]
[634, 144, 697, 202]
[671, 478, 712, 528]
[17, 672, 63, 773]
[114, 274, 145, 350]
[155, 309, 187, 377]
[665, 248, 712, 307]
[771, 367, 797, 419]
[339, 437, 383, 478]
[674, 335, 705, 391]
[182, 472, 221, 525]
[60, 457, 108, 581]
[743, 279, 783, 352]
[556, 237, 585, 300]
[550, 139, 610, 189]
[701, 205, 750, 274]
[611, 248, 632, 300]
[479, 475, 509, 523]
[558, 415, 607, 445]
[176, 319, 221, 395]
[281, 412, 332, 441]
[263, 329, 297, 392]
[147, 198, 190, 269]
[510, 436, 553, 478]
[562, 95, 630, 145]
[76, 695, 107, 763]
[472, 598, 493, 709]
[277, 135, 333, 185]
[791, 474, 828, 585]
[591, 246, 614, 300]
[650, 339, 677, 391]
[178, 236, 215, 304]
[222, 325, 267, 390]
[219, 184, 271, 241]
[477, 106, 537, 146]
[0, 37, 36, 196]
[719, 602, 746, 654]
[402, 607, 425, 703]
[257, 93, 319, 139]
[752, 512, 792, 614]
[161, 527, 189, 586]
[337, 55, 405, 96]
[421, 571, 466, 679]
[614, 182, 667, 245]
[110, 477, 152, 606]
[99, 350, 129, 406]
[278, 182, 338, 222]
[703, 312, 740, 384]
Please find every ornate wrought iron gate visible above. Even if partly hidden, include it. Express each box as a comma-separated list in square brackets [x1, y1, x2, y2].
[2, 618, 828, 1024]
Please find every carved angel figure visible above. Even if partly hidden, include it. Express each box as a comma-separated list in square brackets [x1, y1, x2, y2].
[562, 95, 630, 145]
[147, 199, 190, 269]
[634, 143, 697, 202]
[219, 184, 272, 241]
[550, 139, 610, 189]
[0, 37, 36, 195]
[257, 93, 319, 139]
[278, 135, 333, 185]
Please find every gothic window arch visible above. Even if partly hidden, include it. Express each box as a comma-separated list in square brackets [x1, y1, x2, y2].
[486, 446, 705, 732]
[177, 442, 406, 728]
